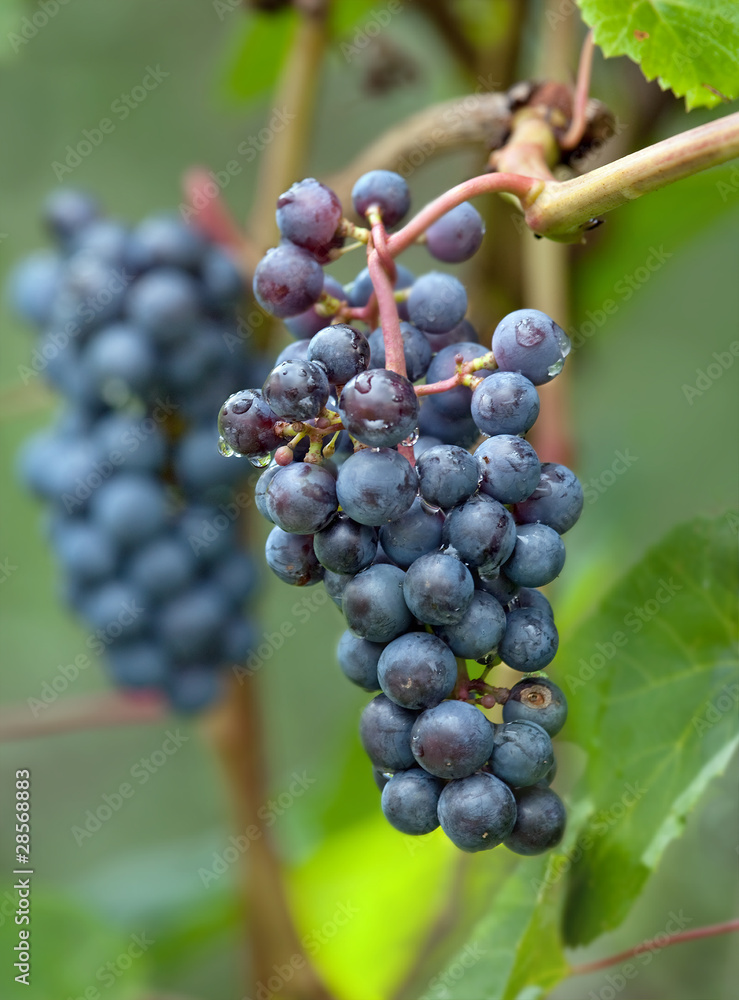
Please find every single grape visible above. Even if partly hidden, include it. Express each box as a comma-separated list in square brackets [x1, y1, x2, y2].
[411, 700, 494, 779]
[470, 370, 540, 436]
[253, 243, 324, 318]
[89, 474, 168, 547]
[513, 462, 584, 534]
[408, 272, 467, 334]
[338, 368, 419, 448]
[126, 268, 201, 344]
[82, 580, 147, 638]
[437, 772, 516, 852]
[314, 514, 377, 574]
[307, 323, 370, 385]
[337, 631, 384, 691]
[351, 170, 410, 228]
[367, 322, 432, 382]
[381, 769, 445, 835]
[84, 323, 157, 398]
[504, 523, 566, 587]
[128, 535, 197, 603]
[336, 448, 417, 526]
[416, 444, 479, 509]
[158, 584, 229, 660]
[43, 188, 100, 243]
[7, 251, 63, 327]
[514, 587, 553, 619]
[265, 463, 337, 534]
[504, 785, 566, 855]
[378, 497, 444, 569]
[378, 632, 457, 710]
[423, 342, 491, 419]
[442, 494, 517, 574]
[263, 359, 330, 420]
[343, 564, 413, 642]
[359, 693, 418, 771]
[218, 388, 283, 459]
[254, 463, 280, 522]
[167, 666, 223, 714]
[425, 202, 485, 263]
[503, 677, 567, 736]
[265, 527, 324, 586]
[433, 590, 506, 662]
[475, 435, 541, 505]
[276, 177, 344, 262]
[492, 308, 570, 385]
[498, 607, 558, 672]
[489, 720, 554, 787]
[126, 214, 206, 272]
[107, 642, 168, 689]
[403, 551, 474, 626]
[323, 569, 354, 609]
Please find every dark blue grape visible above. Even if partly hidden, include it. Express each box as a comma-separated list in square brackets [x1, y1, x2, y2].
[323, 569, 353, 609]
[263, 359, 330, 420]
[71, 220, 130, 263]
[307, 324, 369, 385]
[84, 323, 157, 398]
[107, 642, 168, 688]
[56, 519, 117, 584]
[513, 462, 584, 534]
[218, 388, 283, 459]
[417, 400, 480, 449]
[126, 268, 200, 343]
[498, 607, 558, 671]
[416, 444, 479, 509]
[338, 368, 419, 448]
[347, 264, 414, 311]
[492, 308, 570, 385]
[475, 434, 541, 505]
[314, 513, 377, 574]
[127, 214, 205, 272]
[504, 523, 565, 587]
[470, 370, 539, 436]
[381, 769, 444, 835]
[403, 551, 474, 626]
[360, 693, 418, 770]
[221, 616, 257, 664]
[201, 246, 245, 309]
[477, 570, 519, 607]
[433, 590, 506, 662]
[274, 339, 311, 367]
[43, 188, 100, 243]
[158, 584, 229, 660]
[167, 666, 222, 713]
[503, 677, 567, 736]
[175, 426, 246, 499]
[343, 564, 412, 642]
[424, 318, 479, 352]
[490, 720, 554, 787]
[411, 700, 494, 779]
[336, 448, 417, 526]
[253, 243, 324, 318]
[424, 342, 491, 419]
[378, 497, 444, 569]
[255, 463, 280, 522]
[437, 772, 516, 851]
[351, 170, 410, 228]
[408, 273, 467, 334]
[82, 580, 147, 638]
[367, 322, 432, 382]
[265, 527, 324, 586]
[504, 785, 566, 855]
[337, 631, 384, 691]
[378, 632, 457, 710]
[413, 435, 443, 459]
[425, 202, 485, 263]
[442, 494, 516, 574]
[52, 250, 128, 335]
[276, 178, 343, 262]
[514, 587, 553, 618]
[128, 535, 196, 603]
[265, 462, 337, 534]
[213, 552, 257, 606]
[89, 474, 168, 547]
[7, 251, 62, 327]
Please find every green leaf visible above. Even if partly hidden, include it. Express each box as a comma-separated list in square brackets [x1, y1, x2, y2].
[221, 9, 297, 103]
[577, 1, 739, 109]
[561, 512, 739, 945]
[331, 0, 382, 38]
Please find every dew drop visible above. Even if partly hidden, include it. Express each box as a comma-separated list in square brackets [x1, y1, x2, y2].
[547, 357, 564, 377]
[248, 452, 271, 468]
[402, 428, 420, 447]
[218, 436, 235, 457]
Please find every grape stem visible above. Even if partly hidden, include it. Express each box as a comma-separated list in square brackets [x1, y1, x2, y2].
[0, 691, 168, 742]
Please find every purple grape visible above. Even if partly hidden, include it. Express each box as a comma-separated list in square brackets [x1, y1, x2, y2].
[265, 527, 324, 586]
[253, 243, 324, 318]
[263, 359, 330, 420]
[284, 275, 345, 339]
[408, 272, 467, 334]
[338, 369, 419, 448]
[265, 463, 337, 534]
[276, 178, 343, 262]
[367, 322, 432, 382]
[307, 323, 370, 385]
[218, 388, 283, 459]
[351, 170, 410, 228]
[475, 435, 541, 505]
[513, 462, 584, 534]
[470, 370, 540, 436]
[425, 202, 485, 263]
[336, 448, 417, 526]
[492, 308, 570, 385]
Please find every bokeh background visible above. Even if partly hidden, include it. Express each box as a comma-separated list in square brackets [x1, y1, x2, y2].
[0, 2, 737, 999]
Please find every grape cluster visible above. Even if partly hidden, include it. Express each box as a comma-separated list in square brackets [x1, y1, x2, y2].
[218, 171, 582, 852]
[10, 189, 260, 712]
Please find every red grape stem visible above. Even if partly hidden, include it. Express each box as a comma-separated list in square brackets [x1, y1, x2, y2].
[561, 30, 595, 151]
[0, 691, 168, 741]
[415, 351, 497, 397]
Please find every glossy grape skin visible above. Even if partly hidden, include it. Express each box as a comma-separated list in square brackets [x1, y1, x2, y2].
[337, 631, 384, 691]
[284, 275, 345, 339]
[126, 268, 201, 344]
[343, 564, 413, 642]
[381, 769, 444, 835]
[403, 551, 474, 626]
[514, 587, 553, 619]
[498, 607, 558, 672]
[437, 772, 517, 852]
[351, 170, 410, 227]
[490, 720, 554, 787]
[504, 523, 566, 587]
[254, 464, 280, 522]
[253, 243, 324, 318]
[513, 462, 584, 534]
[425, 202, 485, 263]
[378, 632, 457, 710]
[218, 388, 283, 458]
[359, 693, 418, 771]
[504, 785, 566, 855]
[503, 677, 567, 736]
[475, 435, 541, 506]
[470, 370, 540, 436]
[433, 590, 506, 661]
[313, 514, 377, 574]
[276, 178, 343, 261]
[263, 359, 330, 420]
[265, 463, 337, 534]
[89, 474, 169, 548]
[367, 322, 432, 382]
[307, 323, 370, 385]
[265, 527, 324, 586]
[492, 308, 571, 386]
[411, 700, 495, 779]
[338, 368, 419, 448]
[378, 497, 444, 570]
[336, 448, 417, 526]
[424, 342, 491, 419]
[442, 494, 517, 574]
[416, 444, 479, 510]
[408, 272, 467, 334]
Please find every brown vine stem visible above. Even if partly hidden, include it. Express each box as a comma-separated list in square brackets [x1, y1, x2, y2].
[569, 918, 739, 977]
[0, 691, 168, 742]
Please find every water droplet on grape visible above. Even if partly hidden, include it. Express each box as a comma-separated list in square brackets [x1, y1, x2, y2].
[248, 452, 271, 468]
[218, 436, 235, 457]
[547, 358, 564, 377]
[402, 429, 419, 446]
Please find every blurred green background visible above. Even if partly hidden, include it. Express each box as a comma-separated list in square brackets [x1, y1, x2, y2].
[0, 2, 737, 999]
